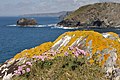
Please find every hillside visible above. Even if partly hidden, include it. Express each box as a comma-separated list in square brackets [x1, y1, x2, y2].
[21, 11, 72, 17]
[57, 2, 120, 28]
[0, 31, 120, 80]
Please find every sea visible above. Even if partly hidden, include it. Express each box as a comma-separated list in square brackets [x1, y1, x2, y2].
[0, 17, 120, 63]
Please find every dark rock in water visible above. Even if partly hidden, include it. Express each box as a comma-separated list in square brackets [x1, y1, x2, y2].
[57, 19, 81, 27]
[17, 18, 37, 26]
[57, 2, 120, 28]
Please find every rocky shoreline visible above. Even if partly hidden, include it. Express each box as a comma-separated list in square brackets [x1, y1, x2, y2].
[57, 2, 120, 28]
[56, 25, 120, 30]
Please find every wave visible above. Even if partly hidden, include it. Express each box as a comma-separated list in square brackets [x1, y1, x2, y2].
[7, 24, 120, 31]
[7, 24, 17, 27]
[7, 24, 78, 29]
[7, 24, 57, 28]
[51, 25, 79, 29]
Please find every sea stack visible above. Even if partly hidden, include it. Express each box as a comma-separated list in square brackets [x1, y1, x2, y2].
[17, 18, 37, 26]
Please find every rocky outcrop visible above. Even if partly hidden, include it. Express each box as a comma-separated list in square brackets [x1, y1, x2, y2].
[57, 2, 120, 28]
[0, 31, 120, 80]
[17, 18, 37, 26]
[57, 19, 81, 27]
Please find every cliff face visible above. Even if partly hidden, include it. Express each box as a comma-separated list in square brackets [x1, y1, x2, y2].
[0, 31, 120, 80]
[57, 2, 120, 28]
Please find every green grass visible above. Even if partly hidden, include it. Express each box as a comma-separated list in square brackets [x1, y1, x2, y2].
[64, 4, 91, 20]
[13, 55, 107, 80]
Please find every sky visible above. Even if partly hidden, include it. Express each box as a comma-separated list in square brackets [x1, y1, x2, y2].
[0, 0, 120, 16]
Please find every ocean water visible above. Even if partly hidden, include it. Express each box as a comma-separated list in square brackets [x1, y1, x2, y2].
[0, 17, 120, 63]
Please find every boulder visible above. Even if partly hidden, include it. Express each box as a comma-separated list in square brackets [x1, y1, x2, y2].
[17, 18, 37, 26]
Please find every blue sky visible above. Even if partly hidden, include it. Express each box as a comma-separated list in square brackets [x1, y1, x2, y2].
[0, 0, 120, 16]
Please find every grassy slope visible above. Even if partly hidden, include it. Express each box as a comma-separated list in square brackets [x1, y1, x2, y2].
[13, 55, 107, 80]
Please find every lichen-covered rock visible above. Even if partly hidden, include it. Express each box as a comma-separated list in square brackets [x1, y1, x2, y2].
[0, 31, 120, 80]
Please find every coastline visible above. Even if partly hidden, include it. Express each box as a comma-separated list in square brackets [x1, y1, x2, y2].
[0, 30, 120, 80]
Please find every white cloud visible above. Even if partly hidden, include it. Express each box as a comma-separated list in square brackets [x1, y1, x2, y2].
[73, 0, 78, 3]
[0, 0, 120, 16]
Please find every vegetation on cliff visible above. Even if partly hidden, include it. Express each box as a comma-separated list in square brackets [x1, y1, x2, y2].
[13, 55, 107, 80]
[58, 2, 120, 27]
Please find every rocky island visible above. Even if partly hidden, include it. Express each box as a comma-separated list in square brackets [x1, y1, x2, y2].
[17, 18, 37, 26]
[57, 2, 120, 28]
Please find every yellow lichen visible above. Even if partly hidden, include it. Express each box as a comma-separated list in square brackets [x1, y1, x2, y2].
[107, 32, 119, 38]
[104, 54, 110, 61]
[14, 42, 53, 59]
[89, 59, 94, 64]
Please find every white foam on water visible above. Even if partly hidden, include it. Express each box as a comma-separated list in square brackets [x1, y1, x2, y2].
[7, 24, 57, 28]
[48, 24, 57, 27]
[51, 25, 79, 29]
[7, 24, 17, 27]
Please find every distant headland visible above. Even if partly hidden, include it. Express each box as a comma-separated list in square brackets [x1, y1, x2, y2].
[20, 11, 72, 18]
[57, 2, 120, 28]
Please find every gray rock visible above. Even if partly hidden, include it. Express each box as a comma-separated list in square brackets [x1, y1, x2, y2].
[17, 18, 37, 26]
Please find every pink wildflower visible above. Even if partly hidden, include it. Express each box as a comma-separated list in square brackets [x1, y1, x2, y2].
[75, 47, 79, 50]
[41, 56, 45, 61]
[33, 55, 47, 61]
[21, 65, 26, 68]
[80, 50, 86, 55]
[38, 56, 43, 59]
[14, 70, 21, 75]
[26, 68, 30, 72]
[26, 62, 32, 66]
[75, 47, 86, 56]
[76, 50, 81, 54]
[64, 51, 68, 56]
[33, 56, 39, 59]
[14, 70, 18, 74]
[17, 71, 21, 75]
[74, 51, 79, 57]
[69, 46, 74, 50]
[50, 49, 54, 53]
[22, 70, 26, 74]
[33, 56, 37, 58]
[18, 66, 22, 71]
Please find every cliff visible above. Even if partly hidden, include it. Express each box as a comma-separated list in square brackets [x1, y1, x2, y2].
[0, 31, 120, 80]
[57, 2, 120, 28]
